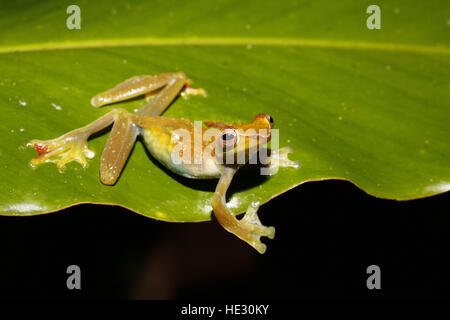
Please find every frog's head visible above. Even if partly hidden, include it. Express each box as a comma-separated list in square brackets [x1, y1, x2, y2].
[215, 114, 273, 166]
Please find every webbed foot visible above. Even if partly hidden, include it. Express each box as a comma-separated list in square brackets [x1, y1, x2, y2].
[27, 131, 94, 171]
[263, 146, 300, 175]
[236, 201, 275, 254]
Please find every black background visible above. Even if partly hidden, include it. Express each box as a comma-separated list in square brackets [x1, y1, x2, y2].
[0, 178, 449, 300]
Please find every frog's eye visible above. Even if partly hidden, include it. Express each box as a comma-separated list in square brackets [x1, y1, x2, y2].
[266, 115, 274, 128]
[220, 128, 238, 148]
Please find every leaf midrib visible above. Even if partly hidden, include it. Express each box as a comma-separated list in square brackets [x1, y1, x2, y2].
[0, 37, 449, 55]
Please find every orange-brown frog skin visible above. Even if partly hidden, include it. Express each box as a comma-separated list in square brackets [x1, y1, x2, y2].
[27, 72, 298, 253]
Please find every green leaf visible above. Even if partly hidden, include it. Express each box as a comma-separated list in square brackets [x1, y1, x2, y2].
[0, 0, 449, 220]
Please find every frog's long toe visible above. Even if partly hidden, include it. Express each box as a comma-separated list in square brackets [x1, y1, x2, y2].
[237, 202, 275, 254]
[265, 146, 299, 175]
[27, 134, 94, 171]
[180, 82, 207, 99]
[274, 146, 299, 168]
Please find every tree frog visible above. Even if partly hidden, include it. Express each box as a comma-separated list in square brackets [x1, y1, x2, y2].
[27, 72, 298, 253]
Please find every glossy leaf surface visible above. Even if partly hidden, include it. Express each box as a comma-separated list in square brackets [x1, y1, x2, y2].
[0, 0, 449, 220]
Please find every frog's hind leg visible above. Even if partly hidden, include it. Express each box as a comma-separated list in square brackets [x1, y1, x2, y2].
[134, 72, 207, 116]
[136, 72, 188, 116]
[91, 72, 194, 184]
[91, 73, 185, 109]
[99, 111, 139, 185]
[28, 108, 139, 185]
[28, 108, 128, 171]
[91, 72, 206, 116]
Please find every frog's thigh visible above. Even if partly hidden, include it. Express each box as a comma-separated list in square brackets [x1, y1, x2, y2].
[91, 72, 187, 108]
[100, 112, 139, 185]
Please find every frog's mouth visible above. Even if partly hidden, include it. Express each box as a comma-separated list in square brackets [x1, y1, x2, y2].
[245, 130, 271, 141]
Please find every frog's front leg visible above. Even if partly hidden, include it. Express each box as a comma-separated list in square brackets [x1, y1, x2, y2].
[212, 167, 275, 254]
[29, 72, 205, 184]
[28, 108, 128, 171]
[263, 146, 300, 175]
